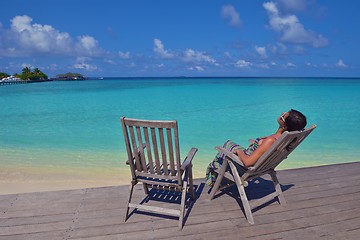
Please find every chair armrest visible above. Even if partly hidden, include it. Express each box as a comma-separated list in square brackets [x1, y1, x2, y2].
[215, 146, 246, 168]
[181, 148, 198, 171]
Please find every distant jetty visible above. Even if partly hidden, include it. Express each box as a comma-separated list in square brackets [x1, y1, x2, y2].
[0, 79, 53, 86]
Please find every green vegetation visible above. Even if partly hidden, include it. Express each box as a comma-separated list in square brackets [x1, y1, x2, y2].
[14, 67, 48, 80]
[55, 72, 85, 80]
[0, 72, 10, 79]
[1, 67, 49, 81]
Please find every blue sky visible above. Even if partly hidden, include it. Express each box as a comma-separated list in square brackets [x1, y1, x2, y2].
[1, 0, 359, 78]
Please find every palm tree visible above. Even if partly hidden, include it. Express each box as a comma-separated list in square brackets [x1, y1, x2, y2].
[20, 67, 32, 80]
[33, 68, 41, 74]
[22, 67, 31, 75]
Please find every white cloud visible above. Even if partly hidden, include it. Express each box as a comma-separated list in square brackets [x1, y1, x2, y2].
[76, 35, 100, 56]
[74, 57, 98, 71]
[0, 15, 102, 57]
[306, 62, 317, 67]
[235, 59, 252, 68]
[104, 58, 116, 65]
[153, 38, 174, 58]
[78, 36, 97, 50]
[224, 52, 232, 58]
[263, 1, 279, 15]
[183, 49, 217, 64]
[189, 66, 204, 72]
[255, 46, 267, 58]
[21, 63, 34, 69]
[10, 15, 72, 54]
[336, 59, 348, 68]
[263, 2, 328, 48]
[118, 51, 130, 59]
[47, 64, 59, 70]
[270, 42, 287, 55]
[74, 63, 96, 70]
[221, 5, 242, 28]
[287, 62, 296, 67]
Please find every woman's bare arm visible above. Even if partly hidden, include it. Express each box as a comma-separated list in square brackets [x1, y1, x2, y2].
[234, 137, 276, 167]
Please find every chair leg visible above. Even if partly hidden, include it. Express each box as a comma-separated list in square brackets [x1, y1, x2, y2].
[188, 167, 195, 200]
[209, 160, 229, 200]
[179, 181, 188, 230]
[228, 161, 254, 225]
[124, 183, 135, 222]
[270, 171, 287, 206]
[142, 183, 149, 194]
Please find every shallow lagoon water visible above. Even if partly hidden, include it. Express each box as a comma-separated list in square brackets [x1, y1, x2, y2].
[1, 77, 359, 189]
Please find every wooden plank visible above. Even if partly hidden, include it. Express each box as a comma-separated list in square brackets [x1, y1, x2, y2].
[143, 127, 155, 174]
[122, 117, 176, 129]
[128, 203, 180, 217]
[135, 126, 148, 171]
[0, 230, 66, 240]
[151, 127, 161, 174]
[128, 126, 142, 171]
[166, 128, 176, 175]
[158, 128, 169, 175]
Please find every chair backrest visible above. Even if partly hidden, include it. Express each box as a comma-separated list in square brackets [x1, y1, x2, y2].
[121, 117, 182, 183]
[246, 124, 317, 178]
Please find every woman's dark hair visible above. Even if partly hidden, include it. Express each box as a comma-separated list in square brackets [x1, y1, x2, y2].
[285, 109, 307, 131]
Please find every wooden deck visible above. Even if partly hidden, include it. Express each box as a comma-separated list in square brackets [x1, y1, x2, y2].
[1, 162, 360, 240]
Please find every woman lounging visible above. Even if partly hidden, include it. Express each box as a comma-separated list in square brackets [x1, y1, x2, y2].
[205, 109, 307, 186]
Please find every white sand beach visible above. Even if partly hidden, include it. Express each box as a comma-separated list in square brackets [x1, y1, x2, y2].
[0, 165, 129, 195]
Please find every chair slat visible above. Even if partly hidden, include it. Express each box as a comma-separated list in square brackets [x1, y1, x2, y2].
[121, 124, 136, 179]
[151, 127, 161, 174]
[173, 124, 182, 183]
[136, 126, 148, 172]
[143, 127, 154, 174]
[158, 128, 169, 175]
[129, 126, 142, 171]
[167, 128, 176, 175]
[135, 171, 178, 181]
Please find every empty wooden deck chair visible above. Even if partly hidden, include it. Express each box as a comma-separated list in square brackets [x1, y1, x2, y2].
[120, 117, 198, 230]
[209, 124, 316, 224]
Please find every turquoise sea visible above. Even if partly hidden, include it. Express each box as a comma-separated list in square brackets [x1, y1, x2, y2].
[1, 77, 360, 186]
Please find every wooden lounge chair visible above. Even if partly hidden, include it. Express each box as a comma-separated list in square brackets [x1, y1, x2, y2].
[209, 124, 316, 224]
[120, 117, 198, 230]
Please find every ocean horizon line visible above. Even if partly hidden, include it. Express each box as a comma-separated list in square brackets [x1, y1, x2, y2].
[84, 76, 360, 80]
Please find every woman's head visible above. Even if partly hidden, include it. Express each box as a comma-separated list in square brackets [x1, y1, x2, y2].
[279, 109, 307, 131]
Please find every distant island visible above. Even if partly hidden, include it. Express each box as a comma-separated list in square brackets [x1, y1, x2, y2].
[53, 72, 86, 81]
